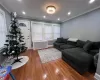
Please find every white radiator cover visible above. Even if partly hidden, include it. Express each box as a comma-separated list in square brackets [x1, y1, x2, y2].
[33, 41, 48, 50]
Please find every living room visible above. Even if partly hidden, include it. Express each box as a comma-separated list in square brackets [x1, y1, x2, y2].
[0, 0, 100, 80]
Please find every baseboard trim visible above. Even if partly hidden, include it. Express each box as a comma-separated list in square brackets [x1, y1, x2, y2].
[94, 73, 100, 80]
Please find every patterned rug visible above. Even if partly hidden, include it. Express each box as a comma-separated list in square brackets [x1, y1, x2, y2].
[38, 48, 62, 63]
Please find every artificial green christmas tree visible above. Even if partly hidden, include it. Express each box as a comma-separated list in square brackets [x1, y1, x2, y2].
[4, 12, 27, 64]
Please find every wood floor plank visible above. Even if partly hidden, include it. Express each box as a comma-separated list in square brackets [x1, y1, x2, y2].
[11, 49, 96, 80]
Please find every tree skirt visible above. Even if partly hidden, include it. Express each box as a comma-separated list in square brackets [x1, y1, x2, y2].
[38, 48, 62, 63]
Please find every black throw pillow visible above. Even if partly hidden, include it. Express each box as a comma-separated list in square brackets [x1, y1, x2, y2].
[76, 40, 86, 48]
[83, 41, 93, 52]
[56, 38, 64, 43]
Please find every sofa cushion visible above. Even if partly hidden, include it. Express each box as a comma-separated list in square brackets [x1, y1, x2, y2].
[56, 38, 64, 43]
[60, 44, 76, 50]
[62, 48, 93, 64]
[76, 40, 86, 48]
[83, 41, 93, 52]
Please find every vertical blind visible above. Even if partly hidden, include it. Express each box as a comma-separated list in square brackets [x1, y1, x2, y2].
[31, 21, 60, 41]
[0, 9, 6, 48]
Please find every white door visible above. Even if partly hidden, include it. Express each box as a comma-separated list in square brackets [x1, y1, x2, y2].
[18, 20, 31, 49]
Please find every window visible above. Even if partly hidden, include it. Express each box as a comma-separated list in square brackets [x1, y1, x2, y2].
[31, 22, 43, 41]
[0, 9, 7, 48]
[53, 24, 60, 39]
[44, 24, 53, 40]
[31, 21, 60, 41]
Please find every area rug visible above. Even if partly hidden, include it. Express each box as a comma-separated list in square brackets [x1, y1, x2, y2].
[38, 48, 62, 63]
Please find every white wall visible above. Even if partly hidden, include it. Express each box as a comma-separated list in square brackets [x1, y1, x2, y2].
[61, 8, 100, 41]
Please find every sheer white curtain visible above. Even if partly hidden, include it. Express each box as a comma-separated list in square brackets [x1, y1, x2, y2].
[0, 9, 6, 48]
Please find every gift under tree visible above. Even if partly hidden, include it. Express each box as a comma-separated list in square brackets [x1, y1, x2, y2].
[4, 12, 27, 64]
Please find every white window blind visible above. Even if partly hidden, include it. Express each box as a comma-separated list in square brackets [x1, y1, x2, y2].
[44, 24, 53, 40]
[32, 22, 43, 41]
[31, 21, 60, 41]
[53, 24, 60, 39]
[0, 9, 6, 48]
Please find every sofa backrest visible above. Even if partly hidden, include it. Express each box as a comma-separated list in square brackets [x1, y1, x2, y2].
[56, 38, 68, 43]
[91, 42, 100, 49]
[76, 40, 86, 48]
[67, 41, 77, 46]
[56, 38, 64, 43]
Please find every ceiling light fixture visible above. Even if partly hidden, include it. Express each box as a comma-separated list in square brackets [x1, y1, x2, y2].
[22, 11, 26, 15]
[43, 16, 46, 18]
[46, 6, 56, 14]
[89, 0, 95, 4]
[68, 11, 71, 16]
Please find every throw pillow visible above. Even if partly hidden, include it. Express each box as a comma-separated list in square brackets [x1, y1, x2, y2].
[56, 38, 63, 43]
[83, 41, 93, 52]
[76, 40, 86, 48]
[68, 38, 78, 42]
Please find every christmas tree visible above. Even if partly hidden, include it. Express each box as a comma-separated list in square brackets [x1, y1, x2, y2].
[3, 12, 27, 64]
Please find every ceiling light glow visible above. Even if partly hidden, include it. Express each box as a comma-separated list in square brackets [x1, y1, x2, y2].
[43, 16, 46, 18]
[57, 18, 60, 21]
[46, 6, 56, 14]
[22, 11, 26, 15]
[68, 12, 71, 16]
[17, 0, 22, 2]
[89, 0, 95, 4]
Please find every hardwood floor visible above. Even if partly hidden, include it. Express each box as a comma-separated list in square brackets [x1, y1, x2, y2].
[11, 49, 96, 80]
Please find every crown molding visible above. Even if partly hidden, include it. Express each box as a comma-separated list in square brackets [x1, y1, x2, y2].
[63, 6, 100, 23]
[0, 1, 11, 14]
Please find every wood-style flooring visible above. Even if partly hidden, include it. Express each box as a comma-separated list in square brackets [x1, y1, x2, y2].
[11, 49, 96, 80]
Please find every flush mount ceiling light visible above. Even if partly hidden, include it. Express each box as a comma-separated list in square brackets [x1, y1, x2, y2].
[46, 6, 56, 14]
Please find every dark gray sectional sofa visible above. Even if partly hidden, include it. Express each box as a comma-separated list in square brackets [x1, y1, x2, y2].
[53, 38, 100, 74]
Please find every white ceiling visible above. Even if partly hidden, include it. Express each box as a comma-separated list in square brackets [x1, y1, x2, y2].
[0, 0, 100, 23]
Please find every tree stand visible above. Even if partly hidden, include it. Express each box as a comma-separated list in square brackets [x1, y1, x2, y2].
[11, 55, 23, 65]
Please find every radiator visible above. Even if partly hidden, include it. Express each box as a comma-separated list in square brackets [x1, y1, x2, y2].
[33, 41, 48, 50]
